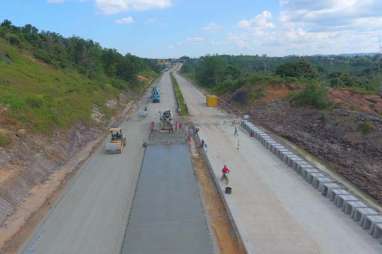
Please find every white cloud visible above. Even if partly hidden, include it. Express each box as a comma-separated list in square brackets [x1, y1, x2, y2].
[47, 0, 65, 4]
[115, 16, 135, 24]
[280, 0, 382, 32]
[202, 22, 221, 32]
[224, 2, 382, 56]
[238, 11, 274, 30]
[186, 36, 206, 43]
[96, 0, 172, 15]
[227, 33, 250, 49]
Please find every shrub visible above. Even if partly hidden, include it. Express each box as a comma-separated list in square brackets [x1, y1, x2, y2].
[276, 60, 318, 79]
[0, 131, 10, 146]
[26, 95, 44, 108]
[291, 83, 330, 109]
[6, 34, 20, 46]
[232, 90, 248, 104]
[358, 121, 375, 135]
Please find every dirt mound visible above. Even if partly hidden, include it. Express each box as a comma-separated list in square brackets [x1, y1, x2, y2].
[329, 89, 382, 115]
[137, 75, 149, 82]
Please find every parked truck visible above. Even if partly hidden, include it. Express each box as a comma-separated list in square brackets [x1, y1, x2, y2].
[151, 87, 160, 103]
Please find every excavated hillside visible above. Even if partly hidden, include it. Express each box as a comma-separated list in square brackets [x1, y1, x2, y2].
[226, 85, 382, 205]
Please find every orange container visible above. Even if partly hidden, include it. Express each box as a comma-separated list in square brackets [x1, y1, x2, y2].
[206, 95, 218, 107]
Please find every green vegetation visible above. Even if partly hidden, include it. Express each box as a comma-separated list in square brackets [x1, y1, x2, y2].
[290, 84, 330, 109]
[276, 60, 318, 79]
[170, 72, 188, 116]
[0, 20, 159, 132]
[358, 121, 375, 135]
[181, 54, 382, 109]
[0, 20, 161, 81]
[0, 131, 10, 147]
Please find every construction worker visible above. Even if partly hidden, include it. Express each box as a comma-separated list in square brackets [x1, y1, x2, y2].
[234, 126, 239, 137]
[221, 165, 230, 185]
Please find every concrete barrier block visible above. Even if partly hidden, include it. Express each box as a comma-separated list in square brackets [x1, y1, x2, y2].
[370, 223, 382, 239]
[276, 148, 289, 157]
[264, 140, 274, 149]
[318, 183, 342, 196]
[285, 154, 298, 165]
[282, 153, 295, 163]
[290, 159, 306, 174]
[352, 207, 378, 223]
[262, 136, 271, 142]
[270, 144, 282, 153]
[361, 215, 382, 230]
[277, 150, 290, 159]
[301, 166, 320, 180]
[335, 194, 358, 208]
[290, 157, 304, 166]
[292, 161, 304, 174]
[306, 172, 326, 184]
[279, 151, 293, 161]
[272, 145, 284, 153]
[268, 141, 277, 147]
[312, 176, 334, 189]
[342, 200, 368, 215]
[295, 162, 312, 175]
[327, 189, 350, 201]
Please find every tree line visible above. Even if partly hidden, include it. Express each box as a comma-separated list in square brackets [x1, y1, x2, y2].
[0, 19, 161, 86]
[181, 54, 382, 93]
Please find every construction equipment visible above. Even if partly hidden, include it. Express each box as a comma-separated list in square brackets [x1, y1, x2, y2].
[151, 87, 160, 103]
[105, 128, 126, 154]
[160, 110, 173, 131]
[206, 95, 218, 107]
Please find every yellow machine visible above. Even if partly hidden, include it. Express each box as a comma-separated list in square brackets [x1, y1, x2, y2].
[105, 128, 126, 154]
[206, 95, 218, 107]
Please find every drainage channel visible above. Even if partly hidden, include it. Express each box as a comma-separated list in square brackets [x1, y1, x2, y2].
[120, 142, 215, 254]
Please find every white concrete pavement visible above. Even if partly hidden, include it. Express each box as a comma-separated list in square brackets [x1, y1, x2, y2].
[20, 71, 176, 254]
[174, 71, 382, 254]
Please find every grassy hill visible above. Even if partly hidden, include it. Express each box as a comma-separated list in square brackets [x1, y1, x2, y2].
[0, 21, 159, 135]
[1, 39, 114, 132]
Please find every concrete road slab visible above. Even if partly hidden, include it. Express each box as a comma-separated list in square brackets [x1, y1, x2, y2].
[120, 144, 214, 254]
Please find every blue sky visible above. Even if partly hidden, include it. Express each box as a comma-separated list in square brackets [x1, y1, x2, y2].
[1, 0, 382, 58]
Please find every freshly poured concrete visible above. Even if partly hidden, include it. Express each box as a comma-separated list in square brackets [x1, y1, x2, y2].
[121, 144, 214, 254]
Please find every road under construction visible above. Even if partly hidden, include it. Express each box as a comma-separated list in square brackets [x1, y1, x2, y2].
[19, 69, 382, 254]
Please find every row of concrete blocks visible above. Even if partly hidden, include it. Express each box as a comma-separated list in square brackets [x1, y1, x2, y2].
[241, 120, 382, 243]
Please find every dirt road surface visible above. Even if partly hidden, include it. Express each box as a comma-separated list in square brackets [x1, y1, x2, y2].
[19, 72, 176, 254]
[174, 70, 382, 254]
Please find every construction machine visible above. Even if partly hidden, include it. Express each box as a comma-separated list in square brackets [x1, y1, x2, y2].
[105, 128, 126, 154]
[151, 87, 160, 103]
[160, 110, 173, 131]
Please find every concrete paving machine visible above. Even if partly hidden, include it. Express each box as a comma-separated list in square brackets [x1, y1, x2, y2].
[105, 128, 126, 154]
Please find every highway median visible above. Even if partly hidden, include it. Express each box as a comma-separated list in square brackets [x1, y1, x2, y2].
[170, 72, 189, 116]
